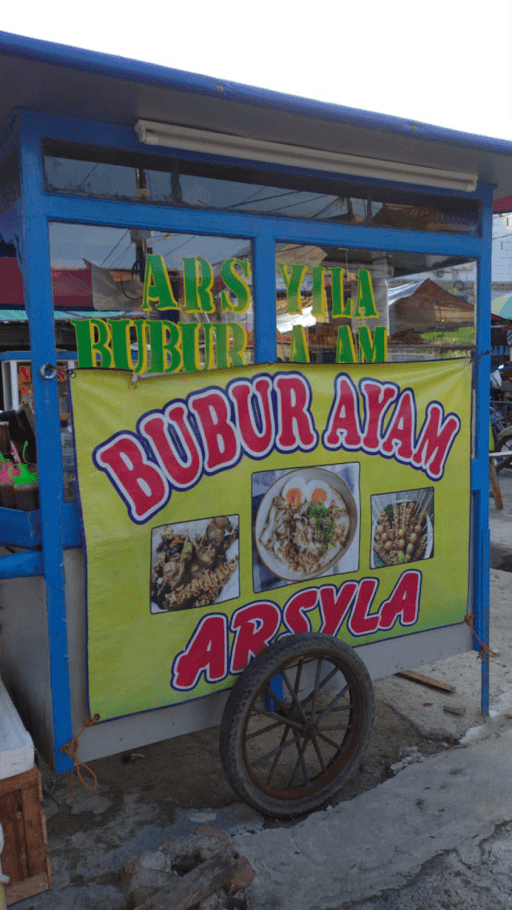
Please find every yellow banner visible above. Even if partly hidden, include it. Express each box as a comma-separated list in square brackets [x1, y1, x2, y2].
[70, 359, 472, 720]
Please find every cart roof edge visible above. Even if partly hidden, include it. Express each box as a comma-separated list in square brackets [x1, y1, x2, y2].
[1, 28, 512, 205]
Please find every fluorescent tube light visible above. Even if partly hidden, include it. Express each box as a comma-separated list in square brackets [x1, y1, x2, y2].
[135, 120, 478, 193]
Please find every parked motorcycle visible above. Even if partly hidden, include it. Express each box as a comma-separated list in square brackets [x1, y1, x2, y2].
[490, 405, 512, 468]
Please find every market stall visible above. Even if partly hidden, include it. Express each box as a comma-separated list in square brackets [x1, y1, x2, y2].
[0, 30, 510, 811]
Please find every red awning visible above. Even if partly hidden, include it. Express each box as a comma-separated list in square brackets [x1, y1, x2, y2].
[494, 195, 512, 214]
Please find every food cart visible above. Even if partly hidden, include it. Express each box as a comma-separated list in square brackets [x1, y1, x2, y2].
[0, 29, 509, 817]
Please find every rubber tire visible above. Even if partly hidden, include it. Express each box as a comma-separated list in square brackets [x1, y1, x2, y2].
[220, 633, 375, 819]
[498, 437, 512, 470]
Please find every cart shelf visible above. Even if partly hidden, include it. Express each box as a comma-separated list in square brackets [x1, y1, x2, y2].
[0, 503, 82, 550]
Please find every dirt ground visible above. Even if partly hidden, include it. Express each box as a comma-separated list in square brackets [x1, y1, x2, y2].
[42, 691, 454, 841]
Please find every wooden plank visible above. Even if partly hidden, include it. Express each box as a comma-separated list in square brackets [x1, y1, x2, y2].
[490, 460, 504, 509]
[5, 871, 51, 906]
[395, 670, 456, 693]
[0, 767, 38, 799]
[133, 852, 241, 910]
[0, 767, 50, 898]
[0, 791, 29, 882]
[20, 782, 46, 876]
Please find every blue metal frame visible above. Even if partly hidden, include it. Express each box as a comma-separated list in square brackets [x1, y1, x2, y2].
[0, 503, 81, 553]
[32, 111, 488, 204]
[0, 550, 42, 577]
[18, 125, 74, 770]
[2, 30, 512, 164]
[0, 107, 492, 769]
[473, 189, 494, 713]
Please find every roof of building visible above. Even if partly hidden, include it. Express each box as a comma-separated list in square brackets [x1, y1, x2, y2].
[390, 278, 474, 336]
[2, 30, 512, 202]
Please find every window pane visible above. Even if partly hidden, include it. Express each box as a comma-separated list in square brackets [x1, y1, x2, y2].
[372, 197, 479, 235]
[44, 143, 478, 235]
[48, 223, 253, 370]
[275, 243, 476, 363]
[45, 155, 137, 200]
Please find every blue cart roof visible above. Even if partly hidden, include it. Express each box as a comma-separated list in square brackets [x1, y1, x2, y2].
[2, 29, 512, 201]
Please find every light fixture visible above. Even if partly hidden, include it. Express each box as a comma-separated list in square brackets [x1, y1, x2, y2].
[135, 120, 478, 193]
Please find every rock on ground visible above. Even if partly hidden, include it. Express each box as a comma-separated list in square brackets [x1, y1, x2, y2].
[122, 825, 253, 910]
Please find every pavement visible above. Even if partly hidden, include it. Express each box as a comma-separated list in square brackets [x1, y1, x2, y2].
[237, 472, 512, 909]
[11, 471, 512, 910]
[238, 729, 512, 909]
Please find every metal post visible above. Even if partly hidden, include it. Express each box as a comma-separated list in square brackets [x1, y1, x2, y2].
[474, 187, 493, 715]
[18, 122, 74, 771]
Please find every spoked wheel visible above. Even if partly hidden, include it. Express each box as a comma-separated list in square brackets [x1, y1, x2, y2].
[220, 633, 374, 818]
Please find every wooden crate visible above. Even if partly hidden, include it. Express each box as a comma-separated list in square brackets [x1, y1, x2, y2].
[0, 767, 51, 905]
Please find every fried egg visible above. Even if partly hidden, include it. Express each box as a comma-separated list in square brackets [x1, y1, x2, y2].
[307, 480, 332, 509]
[282, 475, 308, 509]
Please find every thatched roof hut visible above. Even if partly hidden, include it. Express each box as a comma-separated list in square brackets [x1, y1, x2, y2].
[389, 278, 474, 335]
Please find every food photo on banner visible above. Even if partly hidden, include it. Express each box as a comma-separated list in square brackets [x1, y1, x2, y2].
[252, 462, 360, 592]
[68, 357, 472, 722]
[150, 515, 240, 613]
[370, 487, 434, 569]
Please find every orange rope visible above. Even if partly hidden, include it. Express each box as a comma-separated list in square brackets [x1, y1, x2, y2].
[464, 613, 498, 662]
[60, 714, 100, 792]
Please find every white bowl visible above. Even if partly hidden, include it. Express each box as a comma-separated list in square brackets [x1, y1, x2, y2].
[254, 467, 358, 582]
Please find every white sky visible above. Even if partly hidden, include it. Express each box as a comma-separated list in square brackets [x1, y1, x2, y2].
[2, 0, 512, 141]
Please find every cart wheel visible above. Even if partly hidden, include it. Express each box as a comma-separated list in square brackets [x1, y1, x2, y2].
[220, 633, 374, 819]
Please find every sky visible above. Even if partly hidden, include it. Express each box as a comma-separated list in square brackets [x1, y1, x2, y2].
[2, 0, 512, 141]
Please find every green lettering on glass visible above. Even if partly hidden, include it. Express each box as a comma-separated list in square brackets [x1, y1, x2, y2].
[289, 325, 310, 363]
[335, 325, 357, 363]
[182, 257, 216, 314]
[220, 259, 251, 314]
[132, 321, 149, 374]
[278, 263, 307, 315]
[71, 320, 94, 369]
[147, 321, 183, 373]
[330, 268, 346, 318]
[181, 322, 215, 372]
[357, 326, 388, 363]
[71, 318, 113, 368]
[354, 269, 379, 318]
[142, 255, 180, 312]
[311, 266, 327, 318]
[215, 323, 248, 368]
[109, 319, 134, 370]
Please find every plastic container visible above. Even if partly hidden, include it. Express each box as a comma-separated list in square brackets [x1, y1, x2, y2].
[0, 458, 21, 486]
[0, 678, 34, 780]
[60, 421, 77, 502]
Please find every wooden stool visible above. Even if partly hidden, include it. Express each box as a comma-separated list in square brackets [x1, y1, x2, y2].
[489, 454, 504, 510]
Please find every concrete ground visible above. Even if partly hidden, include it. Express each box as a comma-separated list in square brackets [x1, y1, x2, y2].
[238, 471, 512, 910]
[12, 471, 512, 910]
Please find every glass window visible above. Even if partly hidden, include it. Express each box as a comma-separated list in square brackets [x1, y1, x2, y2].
[45, 155, 138, 200]
[48, 223, 253, 372]
[43, 142, 479, 235]
[371, 193, 479, 235]
[44, 147, 369, 224]
[275, 243, 476, 364]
